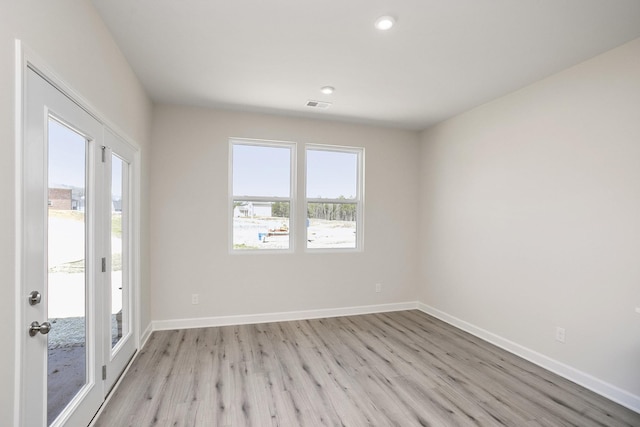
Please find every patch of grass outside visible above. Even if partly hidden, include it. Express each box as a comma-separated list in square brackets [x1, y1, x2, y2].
[49, 252, 122, 273]
[111, 252, 122, 271]
[49, 259, 85, 274]
[111, 214, 122, 238]
[49, 209, 84, 221]
[233, 244, 259, 250]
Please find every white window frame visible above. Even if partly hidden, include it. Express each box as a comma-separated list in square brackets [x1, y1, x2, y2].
[305, 144, 365, 252]
[229, 138, 297, 253]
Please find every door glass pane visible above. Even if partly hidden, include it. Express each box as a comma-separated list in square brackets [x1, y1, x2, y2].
[47, 118, 87, 425]
[111, 154, 127, 348]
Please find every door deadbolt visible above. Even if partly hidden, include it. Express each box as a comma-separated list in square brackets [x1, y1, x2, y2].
[29, 321, 52, 337]
[28, 290, 41, 305]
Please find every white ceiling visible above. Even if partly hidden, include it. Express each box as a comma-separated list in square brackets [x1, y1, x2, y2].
[92, 0, 640, 130]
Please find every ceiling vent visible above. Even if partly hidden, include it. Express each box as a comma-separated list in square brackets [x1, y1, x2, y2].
[306, 100, 332, 109]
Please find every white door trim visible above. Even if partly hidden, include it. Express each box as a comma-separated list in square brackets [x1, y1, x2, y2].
[14, 39, 142, 427]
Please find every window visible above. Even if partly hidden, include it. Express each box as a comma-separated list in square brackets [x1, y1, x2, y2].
[230, 139, 295, 251]
[230, 139, 364, 252]
[306, 146, 364, 250]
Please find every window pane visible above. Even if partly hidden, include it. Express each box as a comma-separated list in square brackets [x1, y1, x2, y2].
[233, 201, 290, 250]
[307, 203, 357, 249]
[111, 154, 127, 349]
[307, 149, 357, 199]
[233, 144, 291, 197]
[47, 118, 87, 425]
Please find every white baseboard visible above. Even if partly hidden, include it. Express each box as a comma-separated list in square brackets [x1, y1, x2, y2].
[139, 322, 153, 349]
[417, 302, 640, 414]
[152, 301, 419, 331]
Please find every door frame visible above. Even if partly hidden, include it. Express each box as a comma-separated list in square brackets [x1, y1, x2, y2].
[14, 40, 142, 427]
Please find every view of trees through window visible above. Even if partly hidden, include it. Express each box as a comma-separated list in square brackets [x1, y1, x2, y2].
[270, 200, 357, 221]
[306, 147, 361, 249]
[308, 200, 357, 221]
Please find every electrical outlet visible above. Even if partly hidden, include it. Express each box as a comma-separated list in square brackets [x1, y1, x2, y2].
[375, 283, 382, 293]
[191, 294, 199, 305]
[555, 327, 565, 343]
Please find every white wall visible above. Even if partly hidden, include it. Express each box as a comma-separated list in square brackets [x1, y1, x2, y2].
[0, 2, 152, 424]
[150, 105, 420, 322]
[419, 38, 640, 402]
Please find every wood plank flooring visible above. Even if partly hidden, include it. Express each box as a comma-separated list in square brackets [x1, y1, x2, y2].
[93, 310, 640, 426]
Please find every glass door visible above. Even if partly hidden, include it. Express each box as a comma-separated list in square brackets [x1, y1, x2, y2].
[22, 67, 138, 426]
[103, 130, 137, 392]
[23, 67, 105, 427]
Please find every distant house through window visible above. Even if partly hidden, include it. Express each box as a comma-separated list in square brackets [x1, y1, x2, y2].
[230, 139, 295, 251]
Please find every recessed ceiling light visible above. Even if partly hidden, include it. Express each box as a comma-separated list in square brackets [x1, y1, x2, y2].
[375, 15, 395, 31]
[320, 86, 335, 95]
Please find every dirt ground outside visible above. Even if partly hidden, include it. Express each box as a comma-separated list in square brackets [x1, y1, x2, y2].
[233, 217, 356, 250]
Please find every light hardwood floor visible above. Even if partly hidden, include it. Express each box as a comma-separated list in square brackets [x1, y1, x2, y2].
[93, 310, 640, 426]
